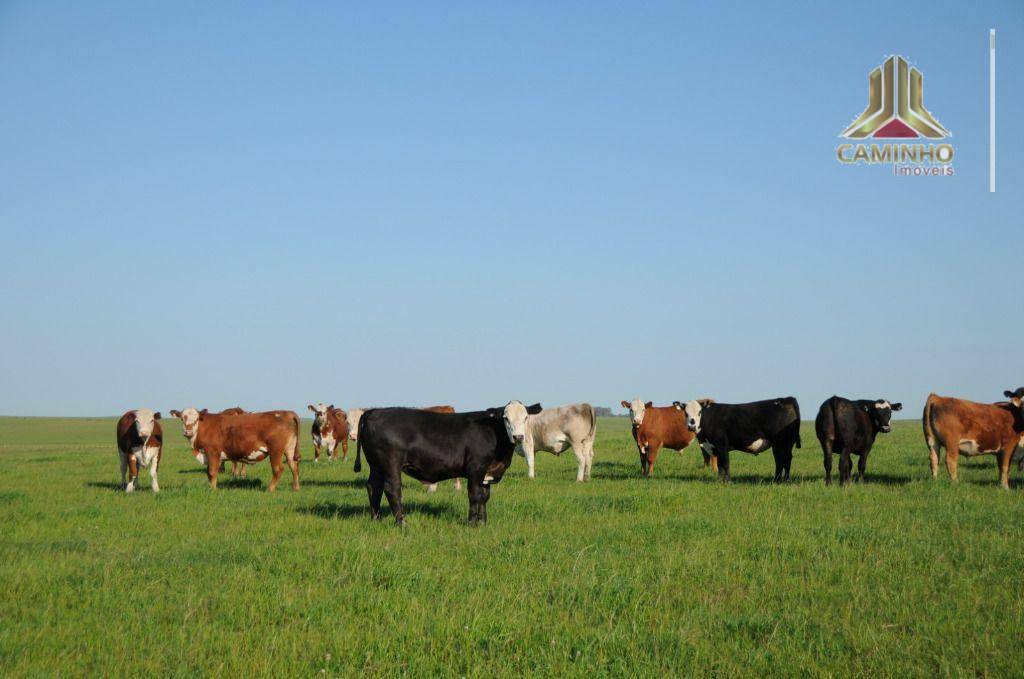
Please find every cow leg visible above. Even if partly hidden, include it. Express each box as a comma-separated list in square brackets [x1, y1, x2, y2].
[822, 438, 833, 486]
[717, 451, 730, 483]
[773, 444, 793, 483]
[454, 478, 463, 491]
[927, 438, 941, 479]
[571, 439, 586, 482]
[329, 440, 338, 462]
[639, 444, 650, 477]
[839, 449, 852, 487]
[997, 449, 1012, 490]
[647, 443, 662, 477]
[705, 450, 718, 473]
[206, 456, 220, 490]
[583, 439, 595, 481]
[126, 453, 139, 493]
[425, 483, 438, 493]
[267, 451, 285, 492]
[313, 441, 321, 463]
[522, 441, 536, 479]
[856, 452, 868, 483]
[119, 450, 129, 490]
[382, 474, 405, 527]
[148, 450, 160, 493]
[341, 437, 349, 462]
[467, 480, 490, 526]
[944, 447, 959, 483]
[286, 453, 300, 492]
[366, 469, 385, 520]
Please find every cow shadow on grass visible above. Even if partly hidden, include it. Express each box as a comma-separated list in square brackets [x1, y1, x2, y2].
[300, 478, 366, 490]
[86, 481, 126, 492]
[298, 500, 461, 521]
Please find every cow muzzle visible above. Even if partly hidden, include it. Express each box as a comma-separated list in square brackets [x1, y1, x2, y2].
[513, 435, 524, 444]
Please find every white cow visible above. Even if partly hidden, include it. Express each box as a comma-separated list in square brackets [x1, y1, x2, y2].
[504, 401, 597, 482]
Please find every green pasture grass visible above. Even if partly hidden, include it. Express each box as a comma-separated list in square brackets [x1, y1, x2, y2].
[0, 416, 1022, 677]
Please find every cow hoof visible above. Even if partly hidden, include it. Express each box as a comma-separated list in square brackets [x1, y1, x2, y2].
[125, 485, 135, 494]
[152, 486, 159, 493]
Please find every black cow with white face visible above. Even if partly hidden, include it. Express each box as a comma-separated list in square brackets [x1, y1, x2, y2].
[353, 401, 542, 526]
[672, 397, 802, 482]
[815, 396, 903, 486]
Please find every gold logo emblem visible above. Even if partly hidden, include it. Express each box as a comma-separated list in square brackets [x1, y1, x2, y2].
[841, 55, 949, 139]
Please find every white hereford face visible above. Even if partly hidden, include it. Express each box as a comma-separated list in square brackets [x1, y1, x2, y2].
[627, 399, 646, 426]
[134, 408, 157, 439]
[176, 407, 201, 440]
[310, 403, 328, 426]
[503, 400, 529, 443]
[347, 409, 364, 440]
[684, 400, 703, 433]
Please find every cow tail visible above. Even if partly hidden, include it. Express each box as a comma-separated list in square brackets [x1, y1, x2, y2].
[354, 437, 362, 473]
[922, 395, 936, 450]
[291, 413, 301, 462]
[792, 397, 802, 449]
[586, 403, 597, 441]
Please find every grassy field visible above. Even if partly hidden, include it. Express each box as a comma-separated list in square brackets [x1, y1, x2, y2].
[1, 415, 1022, 677]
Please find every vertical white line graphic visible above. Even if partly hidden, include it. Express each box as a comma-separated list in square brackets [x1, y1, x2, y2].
[990, 29, 995, 193]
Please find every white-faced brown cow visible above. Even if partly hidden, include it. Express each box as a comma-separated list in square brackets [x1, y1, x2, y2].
[116, 409, 163, 493]
[170, 407, 302, 491]
[620, 398, 712, 476]
[308, 403, 350, 463]
[923, 388, 1024, 490]
[510, 402, 596, 481]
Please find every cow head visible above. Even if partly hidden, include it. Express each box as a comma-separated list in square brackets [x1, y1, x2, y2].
[347, 408, 364, 440]
[133, 408, 161, 440]
[864, 400, 902, 433]
[673, 399, 713, 433]
[308, 403, 329, 427]
[487, 401, 542, 444]
[169, 407, 207, 443]
[1004, 388, 1024, 409]
[620, 399, 651, 426]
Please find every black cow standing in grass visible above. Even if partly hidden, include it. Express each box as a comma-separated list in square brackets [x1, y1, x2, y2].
[672, 397, 802, 482]
[354, 401, 542, 526]
[815, 396, 902, 486]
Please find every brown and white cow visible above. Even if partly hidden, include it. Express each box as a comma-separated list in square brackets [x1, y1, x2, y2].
[170, 407, 302, 491]
[620, 398, 714, 476]
[923, 388, 1024, 490]
[116, 409, 163, 493]
[308, 403, 350, 462]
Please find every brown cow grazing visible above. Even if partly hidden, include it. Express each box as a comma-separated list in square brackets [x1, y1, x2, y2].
[621, 398, 713, 476]
[308, 403, 350, 462]
[923, 388, 1024, 490]
[116, 409, 163, 493]
[170, 407, 302, 491]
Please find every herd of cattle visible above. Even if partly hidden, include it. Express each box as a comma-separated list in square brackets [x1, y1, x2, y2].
[114, 387, 1024, 525]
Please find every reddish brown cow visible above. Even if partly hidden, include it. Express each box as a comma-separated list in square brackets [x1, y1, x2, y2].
[116, 408, 163, 493]
[308, 403, 351, 462]
[170, 407, 301, 491]
[621, 399, 714, 476]
[923, 388, 1024, 489]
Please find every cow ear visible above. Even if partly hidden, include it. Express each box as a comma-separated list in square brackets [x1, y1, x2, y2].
[644, 401, 653, 408]
[620, 400, 629, 408]
[329, 404, 335, 410]
[526, 403, 542, 415]
[170, 409, 181, 419]
[672, 401, 683, 409]
[859, 403, 871, 412]
[1005, 390, 1015, 399]
[199, 409, 208, 420]
[154, 412, 161, 420]
[891, 402, 903, 411]
[307, 405, 315, 412]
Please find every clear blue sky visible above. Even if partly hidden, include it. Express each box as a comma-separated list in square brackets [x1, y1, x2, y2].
[0, 1, 1020, 417]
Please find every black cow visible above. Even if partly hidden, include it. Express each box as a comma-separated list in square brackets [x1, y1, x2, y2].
[353, 401, 542, 526]
[672, 397, 802, 482]
[815, 396, 903, 486]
